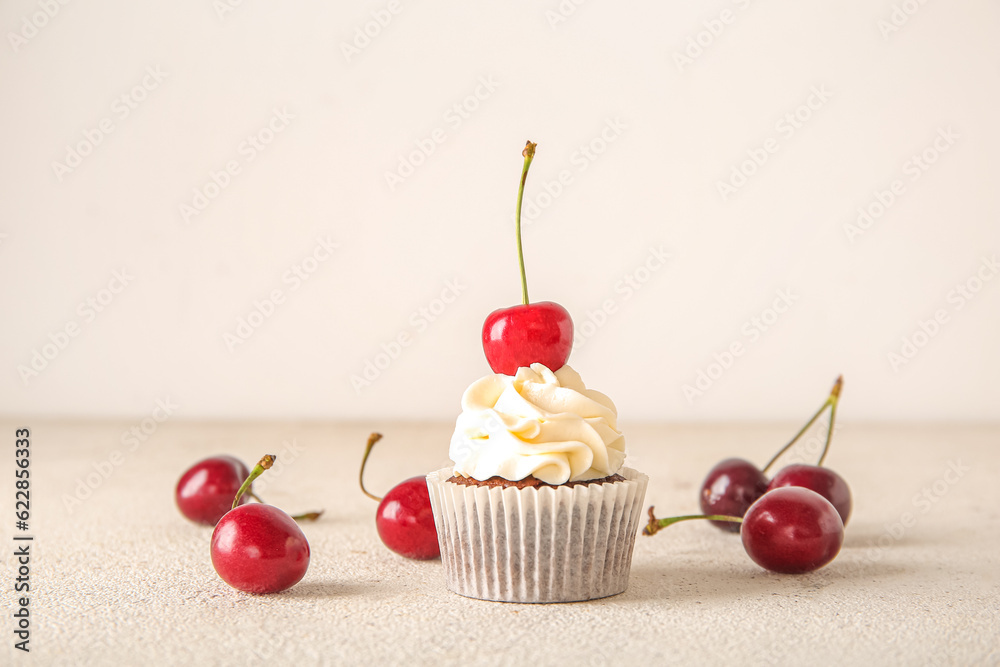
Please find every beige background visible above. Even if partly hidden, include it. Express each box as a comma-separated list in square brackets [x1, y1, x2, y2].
[2, 0, 999, 422]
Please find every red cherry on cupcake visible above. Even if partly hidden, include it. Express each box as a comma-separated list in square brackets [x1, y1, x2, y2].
[176, 455, 251, 526]
[210, 455, 316, 593]
[359, 433, 439, 560]
[482, 141, 574, 375]
[483, 302, 573, 375]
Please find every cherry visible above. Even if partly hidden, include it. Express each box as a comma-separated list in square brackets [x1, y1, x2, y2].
[482, 302, 573, 375]
[210, 455, 311, 593]
[482, 141, 574, 375]
[767, 464, 852, 526]
[212, 504, 310, 593]
[374, 477, 439, 560]
[644, 487, 845, 574]
[176, 455, 251, 526]
[740, 487, 844, 574]
[359, 433, 439, 560]
[699, 375, 847, 533]
[760, 375, 852, 525]
[699, 458, 768, 533]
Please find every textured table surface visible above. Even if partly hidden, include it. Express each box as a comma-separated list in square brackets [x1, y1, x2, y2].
[1, 420, 997, 666]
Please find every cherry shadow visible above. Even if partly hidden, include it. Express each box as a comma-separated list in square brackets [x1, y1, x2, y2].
[276, 580, 371, 599]
[840, 523, 936, 549]
[622, 556, 911, 603]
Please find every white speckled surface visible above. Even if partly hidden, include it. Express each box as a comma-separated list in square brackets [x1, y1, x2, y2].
[1, 421, 997, 666]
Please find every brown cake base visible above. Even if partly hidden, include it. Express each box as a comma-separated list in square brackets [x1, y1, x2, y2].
[446, 472, 625, 489]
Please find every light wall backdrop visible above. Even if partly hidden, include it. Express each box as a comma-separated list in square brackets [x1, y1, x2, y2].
[1, 0, 998, 422]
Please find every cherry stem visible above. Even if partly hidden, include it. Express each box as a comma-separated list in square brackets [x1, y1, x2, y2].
[515, 141, 536, 306]
[232, 455, 324, 521]
[642, 506, 742, 536]
[817, 376, 842, 467]
[359, 432, 384, 502]
[761, 375, 843, 475]
[233, 454, 274, 510]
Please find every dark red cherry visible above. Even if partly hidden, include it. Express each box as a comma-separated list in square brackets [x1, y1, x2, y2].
[482, 302, 573, 375]
[211, 503, 310, 593]
[767, 464, 852, 526]
[740, 487, 844, 574]
[699, 457, 768, 532]
[376, 476, 439, 560]
[176, 456, 250, 526]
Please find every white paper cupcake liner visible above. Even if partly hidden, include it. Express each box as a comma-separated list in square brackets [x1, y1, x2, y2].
[426, 467, 648, 603]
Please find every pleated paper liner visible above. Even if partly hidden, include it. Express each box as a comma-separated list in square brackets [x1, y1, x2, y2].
[426, 467, 648, 603]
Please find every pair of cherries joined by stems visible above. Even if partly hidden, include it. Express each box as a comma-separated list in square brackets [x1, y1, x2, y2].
[645, 377, 851, 574]
[356, 142, 571, 561]
[176, 455, 321, 593]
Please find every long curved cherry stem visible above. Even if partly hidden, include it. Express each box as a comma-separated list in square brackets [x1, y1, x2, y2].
[515, 141, 536, 306]
[233, 455, 275, 510]
[359, 432, 385, 502]
[643, 506, 742, 536]
[761, 375, 843, 475]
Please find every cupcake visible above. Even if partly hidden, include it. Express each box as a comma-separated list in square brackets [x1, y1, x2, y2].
[426, 140, 647, 602]
[426, 363, 647, 603]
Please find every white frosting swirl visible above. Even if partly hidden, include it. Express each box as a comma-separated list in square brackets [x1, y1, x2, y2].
[449, 363, 625, 485]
